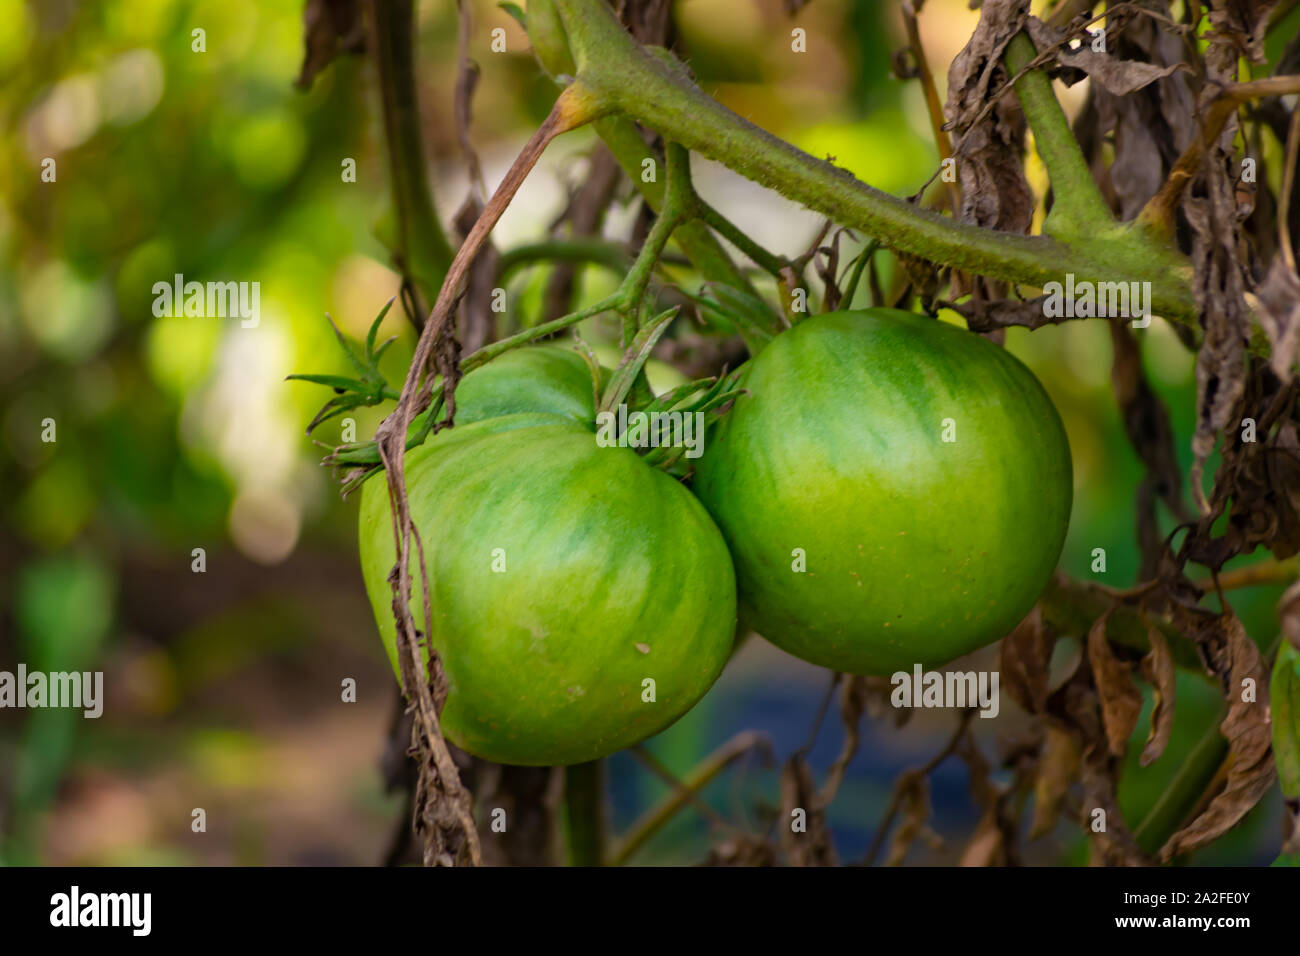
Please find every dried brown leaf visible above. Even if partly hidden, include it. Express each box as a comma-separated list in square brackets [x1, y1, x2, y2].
[1087, 611, 1142, 757]
[1031, 723, 1081, 839]
[1000, 605, 1054, 714]
[960, 807, 1007, 866]
[1080, 753, 1148, 866]
[1024, 17, 1189, 97]
[884, 776, 933, 867]
[1253, 256, 1300, 382]
[296, 0, 364, 91]
[944, 0, 1035, 235]
[1161, 614, 1277, 860]
[1139, 624, 1176, 767]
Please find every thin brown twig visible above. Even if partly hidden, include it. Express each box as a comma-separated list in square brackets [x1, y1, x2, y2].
[1138, 75, 1300, 236]
[374, 85, 600, 867]
[863, 708, 976, 866]
[902, 1, 960, 216]
[455, 0, 487, 201]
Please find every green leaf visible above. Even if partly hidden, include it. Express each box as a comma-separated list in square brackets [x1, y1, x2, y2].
[598, 307, 679, 416]
[365, 297, 395, 357]
[285, 373, 370, 391]
[1271, 640, 1300, 798]
[840, 238, 880, 308]
[498, 2, 526, 29]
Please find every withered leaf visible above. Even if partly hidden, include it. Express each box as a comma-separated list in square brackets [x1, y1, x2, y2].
[944, 0, 1035, 235]
[1184, 193, 1250, 515]
[950, 294, 1059, 333]
[1024, 18, 1189, 97]
[1161, 614, 1276, 861]
[1031, 723, 1081, 839]
[1252, 256, 1300, 383]
[1139, 624, 1176, 767]
[960, 806, 1007, 867]
[1087, 611, 1142, 757]
[1080, 754, 1148, 866]
[884, 775, 933, 867]
[296, 0, 365, 91]
[1001, 605, 1054, 714]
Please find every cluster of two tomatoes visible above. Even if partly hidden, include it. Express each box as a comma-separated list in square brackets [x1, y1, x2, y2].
[359, 309, 1072, 766]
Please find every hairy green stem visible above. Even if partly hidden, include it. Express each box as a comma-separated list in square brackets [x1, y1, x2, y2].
[695, 198, 788, 278]
[1003, 31, 1116, 238]
[594, 116, 762, 296]
[1039, 574, 1207, 675]
[496, 237, 630, 281]
[550, 0, 1197, 324]
[461, 294, 620, 372]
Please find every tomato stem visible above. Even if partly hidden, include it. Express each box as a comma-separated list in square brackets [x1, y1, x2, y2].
[563, 760, 607, 866]
[547, 0, 1203, 330]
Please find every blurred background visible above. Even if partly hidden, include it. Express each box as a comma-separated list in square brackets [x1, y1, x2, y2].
[1, 0, 1296, 865]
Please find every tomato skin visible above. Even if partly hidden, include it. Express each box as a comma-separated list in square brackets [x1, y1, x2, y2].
[692, 309, 1073, 676]
[358, 414, 736, 765]
[452, 345, 600, 426]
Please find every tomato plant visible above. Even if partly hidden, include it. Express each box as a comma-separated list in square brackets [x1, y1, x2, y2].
[287, 0, 1300, 869]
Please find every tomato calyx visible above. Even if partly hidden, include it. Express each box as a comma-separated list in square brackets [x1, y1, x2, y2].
[286, 297, 400, 436]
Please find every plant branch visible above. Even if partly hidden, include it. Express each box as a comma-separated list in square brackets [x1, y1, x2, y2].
[1003, 31, 1116, 238]
[496, 237, 630, 282]
[369, 0, 454, 327]
[902, 1, 961, 216]
[371, 86, 599, 867]
[607, 732, 772, 866]
[694, 198, 788, 279]
[550, 0, 1197, 325]
[1039, 574, 1207, 674]
[563, 760, 606, 866]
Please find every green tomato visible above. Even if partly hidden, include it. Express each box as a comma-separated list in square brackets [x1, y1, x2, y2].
[692, 309, 1072, 675]
[452, 345, 600, 426]
[358, 413, 737, 765]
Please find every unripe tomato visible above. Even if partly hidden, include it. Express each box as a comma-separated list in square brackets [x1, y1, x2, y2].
[358, 413, 737, 765]
[692, 309, 1072, 675]
[453, 345, 600, 425]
